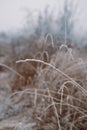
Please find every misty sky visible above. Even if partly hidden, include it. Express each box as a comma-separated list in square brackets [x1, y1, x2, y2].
[0, 0, 58, 32]
[0, 0, 87, 35]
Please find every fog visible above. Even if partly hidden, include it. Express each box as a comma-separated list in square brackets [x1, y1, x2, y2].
[0, 0, 60, 32]
[0, 0, 87, 46]
[0, 0, 86, 32]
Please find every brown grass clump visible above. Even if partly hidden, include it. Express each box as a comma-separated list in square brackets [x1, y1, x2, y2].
[0, 41, 87, 130]
[11, 55, 38, 91]
[10, 37, 56, 91]
[7, 42, 87, 130]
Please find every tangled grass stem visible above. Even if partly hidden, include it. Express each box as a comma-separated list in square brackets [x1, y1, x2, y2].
[16, 59, 87, 96]
[0, 63, 24, 79]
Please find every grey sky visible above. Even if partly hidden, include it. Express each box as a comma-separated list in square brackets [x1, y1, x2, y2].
[0, 0, 58, 32]
[0, 0, 87, 34]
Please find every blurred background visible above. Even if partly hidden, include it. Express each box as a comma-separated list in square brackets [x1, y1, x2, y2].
[0, 0, 87, 48]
